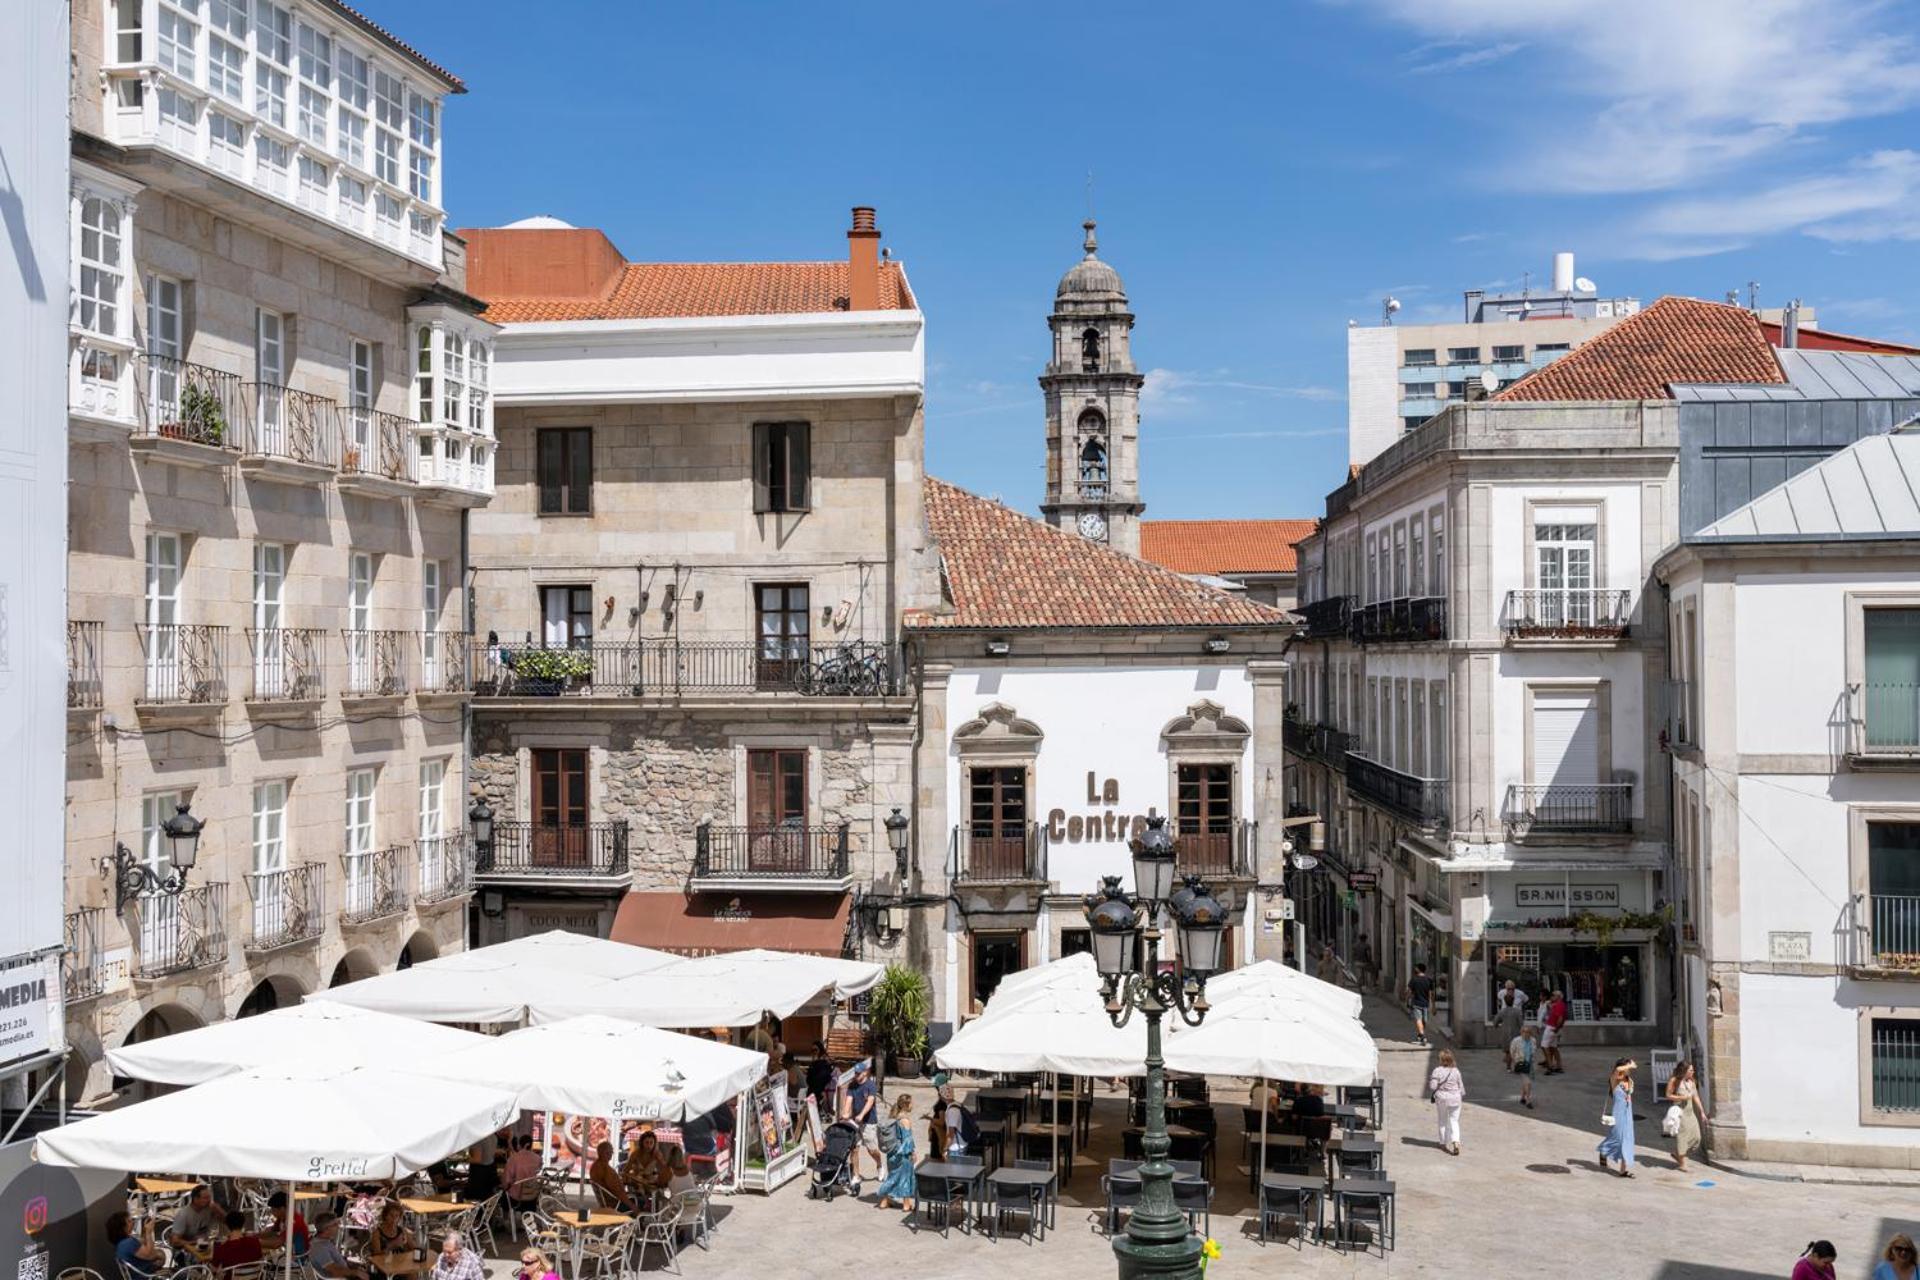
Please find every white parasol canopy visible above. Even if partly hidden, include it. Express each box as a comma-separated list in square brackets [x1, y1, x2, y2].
[34, 1063, 519, 1182]
[1202, 959, 1365, 1020]
[429, 930, 678, 981]
[105, 1001, 489, 1087]
[934, 982, 1183, 1078]
[1164, 996, 1379, 1086]
[529, 949, 883, 1027]
[408, 1015, 766, 1121]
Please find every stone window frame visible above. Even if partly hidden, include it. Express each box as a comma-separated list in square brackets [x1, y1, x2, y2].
[1855, 999, 1920, 1130]
[1522, 497, 1610, 597]
[952, 703, 1044, 840]
[729, 737, 823, 831]
[1844, 589, 1920, 763]
[1520, 679, 1613, 790]
[513, 738, 605, 825]
[1159, 699, 1251, 829]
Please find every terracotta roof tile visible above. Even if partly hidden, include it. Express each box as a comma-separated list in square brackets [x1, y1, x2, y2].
[1139, 519, 1319, 575]
[1493, 296, 1785, 402]
[909, 479, 1296, 631]
[478, 260, 915, 324]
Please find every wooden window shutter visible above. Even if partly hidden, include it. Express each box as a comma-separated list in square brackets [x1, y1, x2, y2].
[751, 422, 771, 512]
[537, 430, 563, 513]
[566, 428, 592, 513]
[787, 422, 811, 511]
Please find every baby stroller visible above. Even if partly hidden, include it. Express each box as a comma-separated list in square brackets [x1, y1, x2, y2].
[808, 1120, 861, 1200]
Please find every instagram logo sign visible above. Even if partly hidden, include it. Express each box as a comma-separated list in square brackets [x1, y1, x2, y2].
[22, 1194, 49, 1235]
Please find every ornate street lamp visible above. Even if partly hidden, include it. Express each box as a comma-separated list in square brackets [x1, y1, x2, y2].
[468, 796, 495, 872]
[884, 807, 911, 880]
[113, 801, 203, 912]
[1083, 817, 1225, 1280]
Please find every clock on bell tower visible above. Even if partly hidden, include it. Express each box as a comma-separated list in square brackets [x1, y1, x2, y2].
[1038, 220, 1146, 554]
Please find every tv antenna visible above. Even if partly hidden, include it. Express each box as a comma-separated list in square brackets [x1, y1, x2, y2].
[1747, 281, 1760, 311]
[1382, 296, 1401, 325]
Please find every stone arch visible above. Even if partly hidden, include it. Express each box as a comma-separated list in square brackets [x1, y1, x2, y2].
[111, 1001, 209, 1097]
[235, 971, 308, 1019]
[1159, 698, 1252, 749]
[399, 929, 440, 969]
[952, 702, 1045, 754]
[330, 947, 381, 988]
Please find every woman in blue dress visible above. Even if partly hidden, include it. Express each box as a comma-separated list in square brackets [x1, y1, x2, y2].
[1596, 1057, 1638, 1177]
[874, 1094, 918, 1213]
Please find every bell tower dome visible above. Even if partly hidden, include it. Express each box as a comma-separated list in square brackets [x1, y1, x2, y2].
[1038, 219, 1146, 554]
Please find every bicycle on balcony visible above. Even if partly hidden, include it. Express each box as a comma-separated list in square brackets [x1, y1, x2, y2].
[793, 643, 890, 696]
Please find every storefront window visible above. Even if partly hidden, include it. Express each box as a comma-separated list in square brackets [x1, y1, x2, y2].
[1408, 912, 1451, 1022]
[1487, 941, 1646, 1022]
[1059, 928, 1092, 959]
[970, 931, 1024, 1011]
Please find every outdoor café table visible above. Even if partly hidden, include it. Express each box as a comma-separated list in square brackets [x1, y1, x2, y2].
[972, 1116, 1008, 1168]
[396, 1197, 469, 1242]
[1244, 1131, 1309, 1190]
[1329, 1177, 1396, 1252]
[368, 1251, 431, 1279]
[972, 1088, 1031, 1123]
[553, 1209, 631, 1280]
[1034, 1090, 1095, 1141]
[1014, 1123, 1076, 1181]
[1260, 1173, 1327, 1244]
[986, 1166, 1057, 1237]
[1329, 1133, 1383, 1177]
[135, 1177, 199, 1195]
[913, 1160, 986, 1235]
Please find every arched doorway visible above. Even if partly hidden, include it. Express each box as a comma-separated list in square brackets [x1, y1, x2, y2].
[114, 1003, 207, 1096]
[330, 947, 380, 988]
[236, 973, 307, 1019]
[398, 930, 439, 970]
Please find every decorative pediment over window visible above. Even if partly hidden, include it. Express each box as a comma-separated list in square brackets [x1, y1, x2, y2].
[953, 702, 1044, 754]
[1160, 699, 1251, 749]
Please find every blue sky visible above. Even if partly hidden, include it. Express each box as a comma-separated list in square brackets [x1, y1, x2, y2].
[405, 0, 1920, 520]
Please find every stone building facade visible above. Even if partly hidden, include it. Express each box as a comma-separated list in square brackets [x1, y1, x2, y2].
[458, 215, 934, 983]
[61, 0, 487, 1101]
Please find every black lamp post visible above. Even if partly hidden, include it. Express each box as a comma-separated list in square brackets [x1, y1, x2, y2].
[1083, 816, 1226, 1280]
[884, 807, 911, 880]
[113, 802, 203, 912]
[468, 797, 495, 872]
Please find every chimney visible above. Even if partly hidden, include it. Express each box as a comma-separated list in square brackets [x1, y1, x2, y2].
[1552, 251, 1575, 294]
[1782, 298, 1802, 349]
[847, 206, 880, 311]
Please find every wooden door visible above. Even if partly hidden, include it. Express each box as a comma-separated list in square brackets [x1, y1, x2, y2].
[1176, 763, 1235, 875]
[532, 748, 589, 867]
[968, 767, 1028, 878]
[754, 584, 810, 690]
[747, 748, 808, 872]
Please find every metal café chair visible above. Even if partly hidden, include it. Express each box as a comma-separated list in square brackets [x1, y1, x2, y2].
[1012, 1157, 1056, 1229]
[1334, 1182, 1394, 1255]
[988, 1174, 1042, 1244]
[1100, 1159, 1142, 1236]
[1258, 1181, 1321, 1248]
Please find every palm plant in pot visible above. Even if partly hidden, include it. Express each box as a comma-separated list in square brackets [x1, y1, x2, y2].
[866, 963, 931, 1080]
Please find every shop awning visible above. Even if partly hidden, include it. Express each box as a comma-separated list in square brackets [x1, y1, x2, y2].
[610, 891, 851, 958]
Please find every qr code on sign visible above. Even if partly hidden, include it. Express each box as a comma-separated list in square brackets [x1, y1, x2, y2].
[18, 1247, 50, 1280]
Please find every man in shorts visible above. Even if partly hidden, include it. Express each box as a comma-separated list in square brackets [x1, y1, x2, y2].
[1541, 988, 1568, 1074]
[1405, 964, 1434, 1046]
[846, 1062, 880, 1186]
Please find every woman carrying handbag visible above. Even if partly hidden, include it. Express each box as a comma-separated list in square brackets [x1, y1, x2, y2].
[1426, 1050, 1466, 1156]
[1662, 1062, 1708, 1172]
[1596, 1058, 1638, 1177]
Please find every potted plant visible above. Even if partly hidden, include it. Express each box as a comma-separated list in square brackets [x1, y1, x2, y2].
[508, 646, 593, 695]
[343, 443, 362, 472]
[866, 963, 931, 1079]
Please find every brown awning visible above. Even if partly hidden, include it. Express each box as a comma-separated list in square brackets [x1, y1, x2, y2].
[610, 891, 851, 957]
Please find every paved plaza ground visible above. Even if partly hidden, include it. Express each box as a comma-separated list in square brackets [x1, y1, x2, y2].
[506, 999, 1919, 1278]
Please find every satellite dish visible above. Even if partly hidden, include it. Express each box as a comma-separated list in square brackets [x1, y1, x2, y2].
[1479, 369, 1499, 393]
[1575, 276, 1596, 293]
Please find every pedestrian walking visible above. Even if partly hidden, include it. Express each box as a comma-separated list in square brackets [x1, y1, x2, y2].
[873, 1094, 917, 1215]
[1790, 1240, 1838, 1280]
[1872, 1232, 1917, 1280]
[1355, 933, 1375, 990]
[1405, 964, 1435, 1045]
[1662, 1061, 1708, 1172]
[1508, 1024, 1537, 1109]
[1595, 1057, 1638, 1177]
[1541, 989, 1569, 1074]
[1493, 981, 1526, 1065]
[1426, 1048, 1466, 1155]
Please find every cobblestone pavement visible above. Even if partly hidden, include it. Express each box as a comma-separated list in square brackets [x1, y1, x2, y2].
[485, 998, 1918, 1278]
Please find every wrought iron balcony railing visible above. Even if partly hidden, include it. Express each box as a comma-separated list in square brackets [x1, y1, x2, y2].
[64, 907, 106, 1002]
[68, 620, 103, 709]
[341, 408, 418, 483]
[479, 822, 630, 879]
[696, 823, 851, 881]
[469, 638, 907, 698]
[1350, 596, 1448, 645]
[1846, 892, 1920, 974]
[418, 630, 470, 695]
[1503, 589, 1632, 640]
[1664, 678, 1699, 749]
[130, 883, 230, 979]
[341, 847, 409, 924]
[245, 627, 326, 702]
[1503, 783, 1634, 836]
[1286, 718, 1355, 767]
[244, 382, 342, 470]
[1847, 682, 1920, 759]
[414, 834, 472, 905]
[1174, 818, 1258, 879]
[136, 623, 229, 705]
[342, 629, 410, 698]
[135, 353, 245, 450]
[244, 863, 326, 952]
[949, 822, 1048, 883]
[1345, 753, 1448, 828]
[1296, 595, 1353, 640]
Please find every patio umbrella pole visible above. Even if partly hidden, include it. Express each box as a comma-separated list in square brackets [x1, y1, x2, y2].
[283, 1181, 295, 1280]
[1259, 1085, 1268, 1209]
[1050, 1071, 1058, 1176]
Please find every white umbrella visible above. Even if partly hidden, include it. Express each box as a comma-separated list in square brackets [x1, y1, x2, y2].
[531, 949, 881, 1026]
[309, 955, 613, 1024]
[410, 1015, 766, 1121]
[1201, 959, 1364, 1020]
[934, 984, 1180, 1078]
[1164, 999, 1378, 1086]
[35, 1062, 519, 1180]
[666, 948, 883, 999]
[106, 1002, 489, 1087]
[428, 931, 678, 981]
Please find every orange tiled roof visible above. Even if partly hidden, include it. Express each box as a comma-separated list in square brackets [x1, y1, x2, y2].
[1493, 296, 1786, 402]
[1139, 519, 1319, 576]
[1756, 321, 1920, 355]
[909, 479, 1296, 631]
[478, 260, 915, 324]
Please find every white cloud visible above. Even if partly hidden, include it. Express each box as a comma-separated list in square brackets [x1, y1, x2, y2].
[1623, 149, 1920, 258]
[1144, 369, 1345, 407]
[1406, 40, 1524, 74]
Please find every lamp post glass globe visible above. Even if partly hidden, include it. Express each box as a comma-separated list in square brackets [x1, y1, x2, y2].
[161, 802, 203, 871]
[1130, 815, 1179, 904]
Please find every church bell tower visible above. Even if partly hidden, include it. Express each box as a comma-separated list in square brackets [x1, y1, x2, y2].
[1038, 219, 1146, 555]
